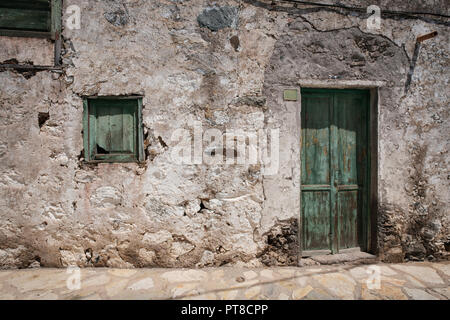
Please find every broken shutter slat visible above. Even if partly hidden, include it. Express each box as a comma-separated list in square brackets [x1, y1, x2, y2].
[96, 105, 112, 153]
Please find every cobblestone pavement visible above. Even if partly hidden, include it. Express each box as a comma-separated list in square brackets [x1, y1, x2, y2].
[0, 261, 448, 300]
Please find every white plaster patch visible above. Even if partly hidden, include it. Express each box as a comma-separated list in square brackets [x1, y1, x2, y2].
[90, 186, 122, 208]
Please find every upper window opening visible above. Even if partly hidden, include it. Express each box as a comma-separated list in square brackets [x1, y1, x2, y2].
[83, 97, 145, 163]
[0, 0, 61, 39]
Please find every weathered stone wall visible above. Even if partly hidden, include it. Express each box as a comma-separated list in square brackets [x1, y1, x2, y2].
[0, 0, 448, 268]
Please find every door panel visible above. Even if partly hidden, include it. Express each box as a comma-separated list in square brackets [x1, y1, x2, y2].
[301, 94, 333, 251]
[338, 190, 358, 249]
[336, 94, 360, 186]
[335, 93, 368, 250]
[301, 96, 331, 185]
[302, 191, 331, 250]
[301, 89, 369, 254]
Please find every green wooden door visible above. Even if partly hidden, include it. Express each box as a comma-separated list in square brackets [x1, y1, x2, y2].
[301, 88, 370, 254]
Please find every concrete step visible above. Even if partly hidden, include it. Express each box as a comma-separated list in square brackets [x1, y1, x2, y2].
[304, 251, 378, 265]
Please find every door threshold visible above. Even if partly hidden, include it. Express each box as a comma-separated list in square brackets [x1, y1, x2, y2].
[301, 250, 377, 265]
[301, 247, 363, 257]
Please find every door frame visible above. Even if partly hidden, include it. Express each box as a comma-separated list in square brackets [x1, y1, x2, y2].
[297, 85, 378, 259]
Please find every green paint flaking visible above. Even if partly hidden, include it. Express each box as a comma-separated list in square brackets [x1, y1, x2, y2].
[301, 88, 370, 253]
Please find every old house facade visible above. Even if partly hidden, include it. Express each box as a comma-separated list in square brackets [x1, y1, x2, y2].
[0, 0, 448, 268]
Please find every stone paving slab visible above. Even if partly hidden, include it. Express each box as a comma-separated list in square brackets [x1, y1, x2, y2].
[0, 261, 448, 300]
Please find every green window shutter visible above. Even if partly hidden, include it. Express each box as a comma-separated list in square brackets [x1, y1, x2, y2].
[0, 0, 61, 38]
[83, 98, 144, 163]
[94, 100, 136, 154]
[0, 8, 50, 31]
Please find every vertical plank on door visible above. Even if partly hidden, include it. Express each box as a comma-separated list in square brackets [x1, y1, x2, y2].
[336, 93, 360, 249]
[109, 104, 124, 152]
[301, 94, 332, 251]
[96, 104, 112, 152]
[122, 105, 135, 154]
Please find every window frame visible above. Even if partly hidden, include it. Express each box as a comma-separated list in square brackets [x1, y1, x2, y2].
[0, 0, 61, 39]
[83, 96, 145, 163]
